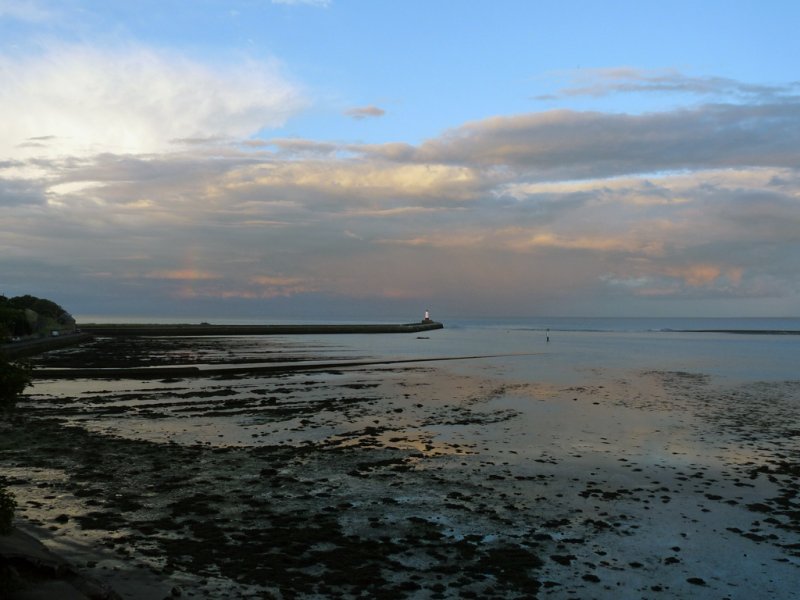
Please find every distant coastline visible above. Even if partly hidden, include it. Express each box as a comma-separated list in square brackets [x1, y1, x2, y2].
[1, 321, 444, 361]
[674, 329, 800, 335]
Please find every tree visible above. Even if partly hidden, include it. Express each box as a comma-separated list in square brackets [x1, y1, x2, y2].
[0, 356, 31, 409]
[0, 294, 72, 339]
[0, 307, 32, 340]
[8, 295, 67, 320]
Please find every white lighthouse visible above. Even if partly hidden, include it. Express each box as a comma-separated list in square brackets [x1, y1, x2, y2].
[422, 310, 432, 323]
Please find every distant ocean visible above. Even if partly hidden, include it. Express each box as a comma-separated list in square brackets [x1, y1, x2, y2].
[339, 316, 800, 385]
[74, 315, 799, 385]
[448, 316, 800, 333]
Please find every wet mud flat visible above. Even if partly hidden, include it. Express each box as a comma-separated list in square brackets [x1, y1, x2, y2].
[23, 334, 356, 369]
[2, 336, 800, 598]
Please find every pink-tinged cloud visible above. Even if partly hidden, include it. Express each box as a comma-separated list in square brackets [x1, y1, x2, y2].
[345, 105, 386, 120]
[250, 275, 307, 287]
[665, 264, 744, 288]
[145, 269, 220, 280]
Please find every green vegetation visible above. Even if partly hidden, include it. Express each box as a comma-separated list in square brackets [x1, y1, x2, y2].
[5, 294, 68, 320]
[0, 294, 62, 538]
[0, 294, 71, 539]
[0, 294, 73, 341]
[0, 294, 74, 540]
[0, 356, 32, 409]
[0, 300, 31, 341]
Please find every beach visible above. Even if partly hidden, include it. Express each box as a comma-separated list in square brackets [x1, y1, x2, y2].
[2, 320, 799, 598]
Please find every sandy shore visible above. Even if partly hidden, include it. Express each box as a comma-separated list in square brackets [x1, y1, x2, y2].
[2, 335, 799, 598]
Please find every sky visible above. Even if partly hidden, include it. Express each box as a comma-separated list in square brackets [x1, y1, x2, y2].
[1, 0, 799, 319]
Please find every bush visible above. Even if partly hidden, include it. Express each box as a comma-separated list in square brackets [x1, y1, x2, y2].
[0, 306, 32, 340]
[0, 357, 31, 409]
[0, 486, 15, 534]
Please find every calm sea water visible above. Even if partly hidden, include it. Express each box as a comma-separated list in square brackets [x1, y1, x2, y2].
[325, 317, 800, 385]
[75, 315, 799, 384]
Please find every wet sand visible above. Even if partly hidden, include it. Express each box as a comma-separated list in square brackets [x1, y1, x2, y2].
[2, 335, 799, 598]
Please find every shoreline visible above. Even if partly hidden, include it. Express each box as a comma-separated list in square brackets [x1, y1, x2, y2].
[2, 320, 444, 362]
[1, 332, 94, 360]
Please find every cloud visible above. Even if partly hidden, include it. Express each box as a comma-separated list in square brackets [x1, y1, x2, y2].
[358, 142, 416, 162]
[378, 227, 661, 256]
[345, 105, 386, 120]
[212, 160, 485, 207]
[0, 43, 306, 161]
[603, 262, 751, 299]
[250, 275, 305, 286]
[249, 274, 316, 297]
[399, 103, 800, 180]
[2, 63, 799, 316]
[664, 264, 743, 288]
[0, 177, 46, 206]
[538, 68, 798, 102]
[144, 269, 220, 281]
[263, 138, 342, 156]
[362, 161, 800, 305]
[167, 273, 318, 301]
[169, 136, 231, 147]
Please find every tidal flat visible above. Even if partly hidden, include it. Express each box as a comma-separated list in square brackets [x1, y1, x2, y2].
[2, 334, 800, 598]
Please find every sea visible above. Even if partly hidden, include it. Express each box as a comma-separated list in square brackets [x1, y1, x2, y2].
[74, 315, 800, 385]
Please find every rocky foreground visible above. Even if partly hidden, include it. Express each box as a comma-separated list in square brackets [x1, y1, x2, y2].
[1, 335, 799, 598]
